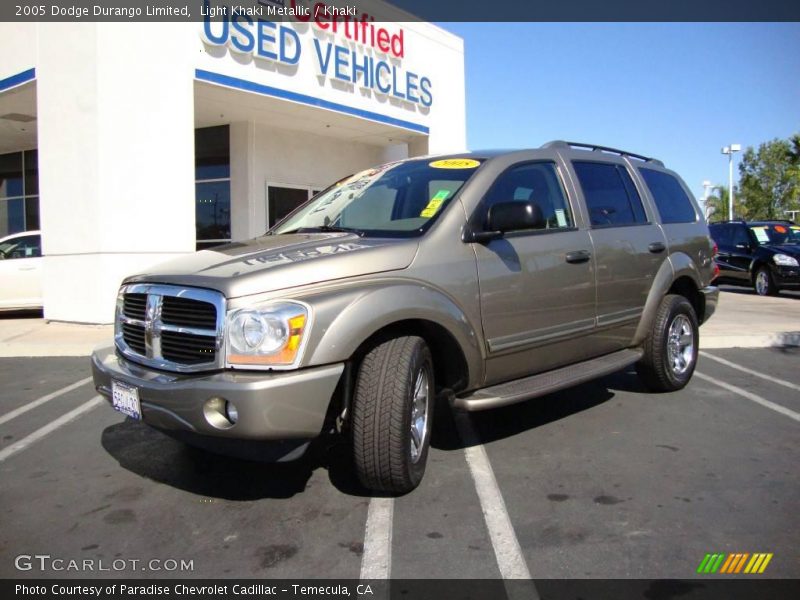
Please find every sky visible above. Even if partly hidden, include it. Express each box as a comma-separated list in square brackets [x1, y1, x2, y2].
[441, 22, 800, 200]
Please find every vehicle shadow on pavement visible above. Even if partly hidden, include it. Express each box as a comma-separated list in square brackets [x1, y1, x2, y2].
[432, 370, 644, 451]
[0, 309, 43, 319]
[100, 370, 647, 500]
[100, 420, 374, 499]
[773, 332, 800, 352]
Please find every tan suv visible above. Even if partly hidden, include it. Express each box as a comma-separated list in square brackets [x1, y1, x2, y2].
[92, 141, 718, 493]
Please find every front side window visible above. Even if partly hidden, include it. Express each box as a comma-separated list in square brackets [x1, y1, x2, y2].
[271, 159, 482, 238]
[639, 168, 697, 224]
[0, 234, 41, 259]
[731, 225, 752, 247]
[481, 161, 573, 230]
[573, 161, 647, 227]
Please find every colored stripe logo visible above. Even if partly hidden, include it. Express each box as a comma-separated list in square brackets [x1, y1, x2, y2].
[697, 552, 773, 574]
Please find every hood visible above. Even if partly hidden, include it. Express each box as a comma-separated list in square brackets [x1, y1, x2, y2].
[124, 233, 419, 298]
[762, 244, 800, 258]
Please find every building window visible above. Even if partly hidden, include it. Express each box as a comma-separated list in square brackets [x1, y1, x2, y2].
[195, 126, 231, 250]
[0, 150, 39, 238]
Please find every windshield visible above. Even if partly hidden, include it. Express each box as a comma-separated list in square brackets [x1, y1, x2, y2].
[270, 158, 483, 237]
[750, 224, 800, 245]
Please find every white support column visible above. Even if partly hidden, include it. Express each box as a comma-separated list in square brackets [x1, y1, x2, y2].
[36, 23, 197, 323]
[229, 120, 258, 240]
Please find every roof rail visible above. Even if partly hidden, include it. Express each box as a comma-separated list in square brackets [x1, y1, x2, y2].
[542, 140, 664, 167]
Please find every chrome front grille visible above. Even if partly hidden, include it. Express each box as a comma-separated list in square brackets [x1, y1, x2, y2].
[115, 284, 225, 373]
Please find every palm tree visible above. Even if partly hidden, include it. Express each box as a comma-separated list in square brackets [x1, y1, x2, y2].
[704, 185, 729, 222]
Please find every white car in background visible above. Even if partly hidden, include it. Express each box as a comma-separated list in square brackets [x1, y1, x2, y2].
[0, 230, 42, 311]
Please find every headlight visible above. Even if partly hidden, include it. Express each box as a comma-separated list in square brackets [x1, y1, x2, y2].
[226, 301, 310, 369]
[773, 254, 799, 267]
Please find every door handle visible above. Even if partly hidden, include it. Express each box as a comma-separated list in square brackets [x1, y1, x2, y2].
[648, 242, 666, 253]
[565, 250, 591, 264]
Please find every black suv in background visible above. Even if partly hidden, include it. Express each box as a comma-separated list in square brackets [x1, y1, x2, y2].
[709, 220, 800, 295]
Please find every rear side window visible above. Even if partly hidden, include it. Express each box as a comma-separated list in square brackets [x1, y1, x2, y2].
[709, 224, 729, 246]
[639, 168, 697, 224]
[572, 162, 647, 227]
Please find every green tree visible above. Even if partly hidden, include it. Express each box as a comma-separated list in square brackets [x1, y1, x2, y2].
[738, 135, 800, 220]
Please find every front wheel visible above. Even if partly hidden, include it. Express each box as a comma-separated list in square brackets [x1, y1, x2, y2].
[351, 336, 434, 494]
[637, 294, 699, 392]
[754, 266, 778, 296]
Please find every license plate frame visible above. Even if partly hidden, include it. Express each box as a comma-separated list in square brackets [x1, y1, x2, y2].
[111, 379, 142, 420]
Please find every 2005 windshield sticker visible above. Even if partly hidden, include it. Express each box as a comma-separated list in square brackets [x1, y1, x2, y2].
[429, 158, 481, 169]
[420, 190, 451, 218]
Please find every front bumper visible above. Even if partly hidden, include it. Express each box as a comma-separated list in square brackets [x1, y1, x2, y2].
[772, 264, 800, 288]
[92, 345, 344, 441]
[700, 285, 719, 324]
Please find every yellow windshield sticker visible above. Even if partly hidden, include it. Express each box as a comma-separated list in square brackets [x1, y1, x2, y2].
[420, 190, 451, 218]
[429, 158, 480, 169]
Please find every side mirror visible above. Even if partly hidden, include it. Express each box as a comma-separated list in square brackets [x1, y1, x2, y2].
[487, 201, 544, 233]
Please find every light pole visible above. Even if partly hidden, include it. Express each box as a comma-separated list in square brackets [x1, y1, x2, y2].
[721, 144, 741, 220]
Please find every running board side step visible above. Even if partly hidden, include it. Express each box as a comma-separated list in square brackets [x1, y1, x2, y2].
[453, 348, 644, 411]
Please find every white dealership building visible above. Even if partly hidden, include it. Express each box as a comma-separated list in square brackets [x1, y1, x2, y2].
[0, 1, 466, 322]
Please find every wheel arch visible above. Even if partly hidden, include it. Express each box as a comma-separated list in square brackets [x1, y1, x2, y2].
[305, 283, 483, 393]
[633, 253, 706, 345]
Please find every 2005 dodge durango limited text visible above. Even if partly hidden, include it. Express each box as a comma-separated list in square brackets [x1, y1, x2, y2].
[92, 141, 719, 493]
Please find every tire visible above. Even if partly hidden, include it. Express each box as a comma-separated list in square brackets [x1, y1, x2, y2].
[754, 266, 778, 296]
[636, 294, 699, 392]
[351, 336, 434, 494]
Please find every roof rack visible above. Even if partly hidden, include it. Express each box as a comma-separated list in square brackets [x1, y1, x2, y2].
[542, 141, 664, 167]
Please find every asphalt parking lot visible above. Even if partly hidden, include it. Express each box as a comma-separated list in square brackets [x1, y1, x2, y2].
[0, 292, 798, 582]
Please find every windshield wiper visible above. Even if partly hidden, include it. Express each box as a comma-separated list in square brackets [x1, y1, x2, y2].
[279, 225, 365, 236]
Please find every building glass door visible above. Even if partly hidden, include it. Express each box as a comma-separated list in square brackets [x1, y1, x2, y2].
[266, 185, 315, 229]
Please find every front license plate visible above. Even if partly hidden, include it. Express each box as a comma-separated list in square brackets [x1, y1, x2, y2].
[111, 380, 141, 420]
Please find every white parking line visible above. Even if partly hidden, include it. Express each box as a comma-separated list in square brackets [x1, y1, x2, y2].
[695, 372, 800, 423]
[456, 412, 536, 592]
[0, 376, 94, 427]
[359, 496, 394, 580]
[700, 351, 800, 393]
[0, 396, 103, 463]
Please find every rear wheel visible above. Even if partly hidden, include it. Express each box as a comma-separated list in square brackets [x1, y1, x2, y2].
[754, 266, 778, 296]
[351, 336, 434, 494]
[637, 294, 699, 392]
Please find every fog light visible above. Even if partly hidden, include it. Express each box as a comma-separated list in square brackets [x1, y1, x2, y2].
[225, 401, 239, 425]
[203, 397, 236, 429]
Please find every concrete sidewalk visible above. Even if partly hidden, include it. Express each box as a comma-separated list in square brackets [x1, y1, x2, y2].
[0, 286, 798, 357]
[700, 286, 800, 349]
[0, 314, 112, 358]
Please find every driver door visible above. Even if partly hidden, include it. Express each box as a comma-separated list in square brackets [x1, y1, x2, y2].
[472, 162, 596, 385]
